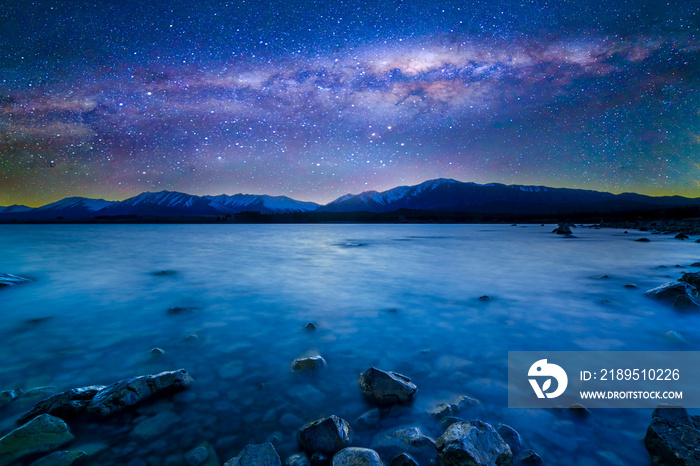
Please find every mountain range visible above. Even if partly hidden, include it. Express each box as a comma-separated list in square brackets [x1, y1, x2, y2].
[2, 178, 700, 221]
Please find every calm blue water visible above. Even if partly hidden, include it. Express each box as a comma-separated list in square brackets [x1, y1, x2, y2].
[0, 224, 698, 465]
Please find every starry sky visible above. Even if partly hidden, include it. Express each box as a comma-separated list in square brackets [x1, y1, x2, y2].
[1, 0, 698, 206]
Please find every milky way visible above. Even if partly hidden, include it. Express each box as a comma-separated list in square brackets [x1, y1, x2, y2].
[1, 0, 698, 206]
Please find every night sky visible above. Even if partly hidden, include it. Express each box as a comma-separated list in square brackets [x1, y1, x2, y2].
[1, 0, 698, 206]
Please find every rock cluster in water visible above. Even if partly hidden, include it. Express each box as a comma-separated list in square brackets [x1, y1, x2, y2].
[0, 369, 192, 465]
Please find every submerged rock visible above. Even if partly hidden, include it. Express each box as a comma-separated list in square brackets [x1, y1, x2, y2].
[86, 369, 193, 416]
[285, 453, 311, 466]
[664, 331, 688, 345]
[676, 233, 690, 240]
[186, 446, 209, 466]
[644, 282, 699, 308]
[436, 420, 512, 466]
[429, 395, 479, 418]
[0, 273, 31, 288]
[496, 424, 522, 455]
[358, 368, 417, 405]
[332, 447, 383, 466]
[29, 450, 87, 466]
[644, 405, 700, 465]
[0, 389, 22, 410]
[291, 355, 327, 372]
[224, 443, 282, 466]
[304, 322, 317, 331]
[167, 306, 194, 315]
[18, 386, 105, 425]
[131, 410, 181, 438]
[478, 296, 491, 303]
[0, 414, 75, 466]
[372, 427, 436, 459]
[355, 409, 381, 430]
[298, 415, 352, 456]
[389, 453, 418, 466]
[517, 449, 543, 464]
[635, 238, 651, 242]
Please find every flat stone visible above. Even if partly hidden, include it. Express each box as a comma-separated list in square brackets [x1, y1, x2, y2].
[0, 414, 75, 466]
[18, 386, 105, 425]
[332, 447, 383, 466]
[87, 369, 193, 416]
[224, 443, 282, 466]
[358, 368, 417, 405]
[298, 415, 352, 456]
[291, 356, 327, 372]
[29, 450, 87, 466]
[436, 420, 512, 466]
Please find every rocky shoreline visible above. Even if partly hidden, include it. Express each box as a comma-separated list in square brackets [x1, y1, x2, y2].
[595, 218, 700, 238]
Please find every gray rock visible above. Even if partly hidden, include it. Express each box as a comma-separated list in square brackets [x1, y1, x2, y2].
[496, 425, 522, 455]
[0, 273, 31, 288]
[429, 395, 479, 418]
[359, 368, 417, 405]
[150, 348, 166, 356]
[18, 386, 105, 425]
[664, 331, 688, 345]
[389, 453, 418, 466]
[332, 447, 383, 466]
[298, 415, 352, 456]
[304, 322, 317, 330]
[291, 356, 327, 372]
[680, 272, 700, 289]
[224, 443, 282, 466]
[436, 420, 513, 466]
[87, 369, 193, 416]
[186, 446, 209, 465]
[0, 414, 75, 466]
[0, 389, 22, 410]
[372, 427, 436, 458]
[29, 450, 87, 466]
[644, 282, 699, 307]
[644, 405, 700, 465]
[285, 453, 311, 466]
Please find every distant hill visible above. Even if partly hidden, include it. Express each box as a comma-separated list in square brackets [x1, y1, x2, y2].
[2, 179, 699, 221]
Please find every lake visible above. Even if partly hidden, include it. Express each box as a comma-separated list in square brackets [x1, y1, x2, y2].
[0, 224, 698, 465]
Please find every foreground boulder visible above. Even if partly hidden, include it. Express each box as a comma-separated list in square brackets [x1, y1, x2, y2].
[332, 447, 383, 466]
[359, 368, 417, 405]
[87, 369, 193, 416]
[291, 355, 327, 372]
[644, 282, 700, 309]
[18, 386, 105, 425]
[644, 405, 700, 465]
[224, 443, 281, 466]
[0, 414, 74, 466]
[0, 273, 31, 288]
[298, 415, 352, 456]
[436, 420, 513, 466]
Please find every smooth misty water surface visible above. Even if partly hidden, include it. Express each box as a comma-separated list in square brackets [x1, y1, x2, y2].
[0, 224, 699, 465]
